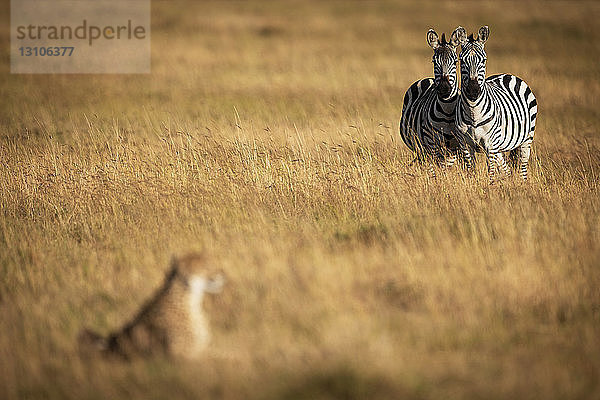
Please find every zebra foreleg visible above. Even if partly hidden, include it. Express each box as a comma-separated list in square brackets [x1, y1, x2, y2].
[427, 163, 437, 178]
[442, 152, 457, 168]
[430, 144, 457, 176]
[408, 150, 437, 178]
[518, 142, 532, 181]
[427, 144, 444, 178]
[459, 142, 475, 171]
[495, 153, 512, 177]
[487, 152, 500, 184]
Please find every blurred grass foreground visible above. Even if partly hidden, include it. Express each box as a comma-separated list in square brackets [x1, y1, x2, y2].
[1, 1, 599, 399]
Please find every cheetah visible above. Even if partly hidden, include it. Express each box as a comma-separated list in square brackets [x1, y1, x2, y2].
[79, 253, 225, 360]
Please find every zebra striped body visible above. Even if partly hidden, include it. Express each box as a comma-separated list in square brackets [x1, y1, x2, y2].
[456, 73, 537, 153]
[400, 77, 458, 159]
[455, 26, 538, 180]
[400, 28, 464, 170]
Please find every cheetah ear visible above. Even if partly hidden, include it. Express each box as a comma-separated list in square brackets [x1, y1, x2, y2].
[477, 26, 489, 45]
[450, 26, 467, 47]
[427, 29, 440, 49]
[167, 256, 179, 277]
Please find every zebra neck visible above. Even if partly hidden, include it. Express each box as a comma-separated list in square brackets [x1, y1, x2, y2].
[460, 85, 491, 121]
[436, 91, 458, 112]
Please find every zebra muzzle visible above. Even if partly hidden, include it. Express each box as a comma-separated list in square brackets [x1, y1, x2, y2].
[437, 78, 452, 98]
[464, 78, 481, 101]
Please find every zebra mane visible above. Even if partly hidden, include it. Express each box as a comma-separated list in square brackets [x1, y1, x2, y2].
[467, 33, 476, 43]
[440, 33, 447, 45]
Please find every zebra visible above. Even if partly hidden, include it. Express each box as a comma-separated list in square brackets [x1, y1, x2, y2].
[399, 27, 465, 175]
[454, 26, 538, 181]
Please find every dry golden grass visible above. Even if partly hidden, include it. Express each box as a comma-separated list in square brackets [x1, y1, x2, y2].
[1, 1, 599, 399]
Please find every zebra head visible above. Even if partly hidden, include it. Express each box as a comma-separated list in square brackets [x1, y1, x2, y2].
[427, 27, 464, 100]
[458, 26, 489, 101]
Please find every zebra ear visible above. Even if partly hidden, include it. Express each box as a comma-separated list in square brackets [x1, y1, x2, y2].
[427, 29, 440, 49]
[450, 26, 467, 47]
[478, 26, 489, 45]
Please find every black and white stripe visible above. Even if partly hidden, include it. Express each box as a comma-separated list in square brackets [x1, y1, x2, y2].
[454, 26, 538, 181]
[399, 27, 464, 172]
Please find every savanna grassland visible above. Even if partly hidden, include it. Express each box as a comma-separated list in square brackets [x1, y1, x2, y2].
[1, 1, 599, 399]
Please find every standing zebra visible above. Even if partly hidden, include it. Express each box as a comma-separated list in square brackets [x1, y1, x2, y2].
[454, 26, 538, 181]
[399, 27, 464, 174]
